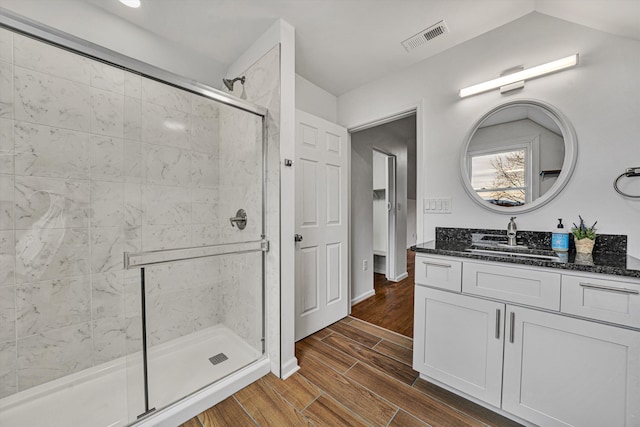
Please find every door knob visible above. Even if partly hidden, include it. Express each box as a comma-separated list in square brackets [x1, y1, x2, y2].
[294, 234, 303, 242]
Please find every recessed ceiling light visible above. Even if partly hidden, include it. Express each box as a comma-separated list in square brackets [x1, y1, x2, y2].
[119, 0, 141, 8]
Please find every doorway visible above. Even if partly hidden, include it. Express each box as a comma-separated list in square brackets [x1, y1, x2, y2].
[349, 113, 417, 306]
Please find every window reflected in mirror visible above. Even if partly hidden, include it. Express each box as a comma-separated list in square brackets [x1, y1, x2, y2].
[470, 148, 528, 206]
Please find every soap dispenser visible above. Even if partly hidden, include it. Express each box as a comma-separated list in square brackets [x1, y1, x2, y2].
[552, 218, 569, 252]
[507, 217, 517, 246]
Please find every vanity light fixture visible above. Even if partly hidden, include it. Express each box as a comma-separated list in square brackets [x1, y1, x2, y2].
[119, 0, 141, 8]
[458, 54, 579, 98]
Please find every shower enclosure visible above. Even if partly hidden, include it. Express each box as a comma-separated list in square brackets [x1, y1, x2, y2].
[0, 12, 269, 427]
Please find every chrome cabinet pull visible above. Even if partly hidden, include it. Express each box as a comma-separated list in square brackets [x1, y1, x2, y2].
[579, 282, 639, 295]
[421, 261, 452, 268]
[509, 312, 515, 343]
[495, 309, 501, 339]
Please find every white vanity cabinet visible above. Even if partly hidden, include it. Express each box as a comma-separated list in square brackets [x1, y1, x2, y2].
[502, 305, 640, 427]
[413, 254, 640, 427]
[413, 286, 504, 406]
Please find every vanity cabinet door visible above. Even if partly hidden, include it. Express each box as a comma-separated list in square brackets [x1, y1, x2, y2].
[503, 305, 640, 427]
[413, 286, 505, 407]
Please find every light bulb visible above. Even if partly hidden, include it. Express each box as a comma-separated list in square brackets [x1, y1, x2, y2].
[119, 0, 141, 8]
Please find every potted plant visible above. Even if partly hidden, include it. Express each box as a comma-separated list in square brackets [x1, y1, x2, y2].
[572, 215, 597, 254]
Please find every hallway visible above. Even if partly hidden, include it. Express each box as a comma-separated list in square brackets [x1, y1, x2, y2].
[350, 250, 416, 337]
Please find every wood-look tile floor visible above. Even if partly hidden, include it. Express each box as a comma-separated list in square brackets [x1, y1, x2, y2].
[181, 316, 522, 427]
[351, 249, 416, 337]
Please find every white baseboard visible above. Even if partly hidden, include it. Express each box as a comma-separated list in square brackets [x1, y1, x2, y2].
[280, 357, 300, 379]
[351, 289, 375, 305]
[392, 272, 408, 282]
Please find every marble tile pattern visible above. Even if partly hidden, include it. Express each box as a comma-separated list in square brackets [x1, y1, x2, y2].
[0, 28, 13, 64]
[14, 122, 90, 179]
[219, 46, 280, 356]
[14, 66, 92, 132]
[0, 174, 13, 230]
[0, 118, 14, 176]
[0, 340, 17, 398]
[0, 29, 273, 398]
[0, 59, 13, 119]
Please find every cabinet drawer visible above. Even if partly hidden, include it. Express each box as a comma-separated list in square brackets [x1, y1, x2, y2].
[561, 275, 640, 329]
[414, 255, 462, 292]
[462, 262, 561, 310]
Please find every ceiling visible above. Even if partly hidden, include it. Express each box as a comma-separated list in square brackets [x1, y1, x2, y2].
[80, 0, 640, 95]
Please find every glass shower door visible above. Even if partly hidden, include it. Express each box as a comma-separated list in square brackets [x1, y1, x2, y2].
[122, 89, 267, 420]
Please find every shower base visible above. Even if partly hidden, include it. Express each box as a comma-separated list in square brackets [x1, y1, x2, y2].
[0, 325, 264, 427]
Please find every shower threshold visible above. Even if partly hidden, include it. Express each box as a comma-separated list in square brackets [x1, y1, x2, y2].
[0, 325, 263, 427]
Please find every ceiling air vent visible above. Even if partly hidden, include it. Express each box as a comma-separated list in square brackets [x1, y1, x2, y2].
[401, 20, 448, 52]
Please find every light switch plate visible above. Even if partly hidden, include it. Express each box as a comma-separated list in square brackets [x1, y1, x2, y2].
[424, 198, 452, 214]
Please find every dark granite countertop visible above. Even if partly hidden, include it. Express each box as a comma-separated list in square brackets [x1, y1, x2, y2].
[411, 228, 640, 279]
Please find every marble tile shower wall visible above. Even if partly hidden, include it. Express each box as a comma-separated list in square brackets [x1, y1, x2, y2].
[220, 46, 280, 353]
[0, 29, 267, 398]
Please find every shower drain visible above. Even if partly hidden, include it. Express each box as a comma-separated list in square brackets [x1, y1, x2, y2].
[209, 353, 228, 365]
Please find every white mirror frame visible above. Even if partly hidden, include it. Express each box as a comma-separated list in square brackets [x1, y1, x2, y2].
[460, 99, 578, 214]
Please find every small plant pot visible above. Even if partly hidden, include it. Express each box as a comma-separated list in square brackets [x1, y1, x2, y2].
[575, 253, 594, 266]
[575, 237, 595, 254]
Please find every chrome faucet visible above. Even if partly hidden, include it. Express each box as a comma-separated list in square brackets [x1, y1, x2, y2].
[507, 217, 517, 246]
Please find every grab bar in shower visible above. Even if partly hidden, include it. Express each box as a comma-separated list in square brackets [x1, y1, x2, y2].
[124, 239, 269, 269]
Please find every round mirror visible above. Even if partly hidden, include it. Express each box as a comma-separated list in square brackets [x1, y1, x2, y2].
[460, 99, 577, 214]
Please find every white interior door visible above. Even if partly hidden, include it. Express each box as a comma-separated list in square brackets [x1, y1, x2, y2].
[295, 110, 349, 341]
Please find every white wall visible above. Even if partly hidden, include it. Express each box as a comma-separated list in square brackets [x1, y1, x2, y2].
[0, 0, 227, 87]
[339, 12, 640, 258]
[295, 74, 338, 123]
